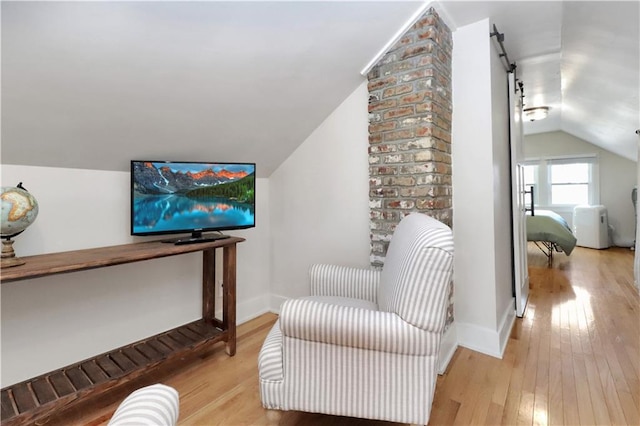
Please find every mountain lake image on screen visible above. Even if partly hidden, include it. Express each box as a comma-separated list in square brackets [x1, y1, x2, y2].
[131, 161, 255, 237]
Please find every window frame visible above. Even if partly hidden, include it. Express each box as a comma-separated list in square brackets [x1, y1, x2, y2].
[523, 154, 599, 212]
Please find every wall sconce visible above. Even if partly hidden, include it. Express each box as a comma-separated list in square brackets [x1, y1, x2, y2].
[523, 106, 549, 121]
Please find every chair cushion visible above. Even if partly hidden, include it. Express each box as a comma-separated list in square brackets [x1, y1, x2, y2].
[377, 213, 454, 332]
[301, 295, 378, 311]
[108, 383, 179, 426]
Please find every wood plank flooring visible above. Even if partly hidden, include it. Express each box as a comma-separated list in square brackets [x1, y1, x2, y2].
[43, 245, 639, 425]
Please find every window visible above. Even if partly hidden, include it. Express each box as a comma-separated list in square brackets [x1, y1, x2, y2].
[524, 155, 598, 209]
[550, 162, 590, 205]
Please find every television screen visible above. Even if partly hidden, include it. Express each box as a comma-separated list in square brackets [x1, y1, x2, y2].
[131, 161, 255, 241]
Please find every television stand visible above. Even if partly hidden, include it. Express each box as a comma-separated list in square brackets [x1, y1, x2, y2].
[0, 237, 244, 426]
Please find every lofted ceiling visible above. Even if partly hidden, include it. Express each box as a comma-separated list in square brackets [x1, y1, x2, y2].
[1, 1, 419, 177]
[2, 1, 638, 179]
[440, 1, 639, 161]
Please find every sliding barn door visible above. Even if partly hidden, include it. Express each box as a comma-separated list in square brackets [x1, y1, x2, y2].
[509, 72, 529, 317]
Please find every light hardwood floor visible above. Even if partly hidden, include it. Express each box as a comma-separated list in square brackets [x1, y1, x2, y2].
[52, 245, 639, 425]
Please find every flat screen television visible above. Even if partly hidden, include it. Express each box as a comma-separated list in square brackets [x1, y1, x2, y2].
[131, 160, 255, 244]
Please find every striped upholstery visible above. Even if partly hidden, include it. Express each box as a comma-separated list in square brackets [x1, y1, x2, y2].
[258, 213, 454, 425]
[309, 264, 380, 303]
[378, 214, 455, 332]
[108, 384, 179, 426]
[258, 322, 284, 382]
[279, 298, 438, 355]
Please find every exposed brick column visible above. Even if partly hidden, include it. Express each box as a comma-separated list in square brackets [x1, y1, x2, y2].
[367, 8, 453, 267]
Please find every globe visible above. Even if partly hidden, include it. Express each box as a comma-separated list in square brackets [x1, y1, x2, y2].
[1, 185, 39, 238]
[1, 184, 39, 268]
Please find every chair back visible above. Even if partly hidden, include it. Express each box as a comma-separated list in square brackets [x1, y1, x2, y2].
[377, 213, 454, 333]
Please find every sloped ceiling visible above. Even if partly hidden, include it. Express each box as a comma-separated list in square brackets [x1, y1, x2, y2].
[440, 1, 639, 161]
[558, 1, 639, 160]
[2, 1, 638, 179]
[1, 1, 420, 177]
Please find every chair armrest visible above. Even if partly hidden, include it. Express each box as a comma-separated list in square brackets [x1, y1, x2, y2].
[279, 298, 437, 356]
[108, 384, 179, 426]
[309, 264, 380, 303]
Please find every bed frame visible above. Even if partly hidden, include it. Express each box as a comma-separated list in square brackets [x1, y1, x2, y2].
[526, 185, 558, 266]
[532, 240, 560, 266]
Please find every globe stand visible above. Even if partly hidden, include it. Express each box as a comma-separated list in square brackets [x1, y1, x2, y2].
[1, 238, 25, 268]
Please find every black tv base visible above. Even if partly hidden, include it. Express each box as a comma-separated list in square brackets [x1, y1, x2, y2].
[163, 233, 231, 245]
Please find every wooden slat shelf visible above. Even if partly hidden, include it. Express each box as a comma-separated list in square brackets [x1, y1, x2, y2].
[1, 320, 224, 426]
[0, 237, 243, 425]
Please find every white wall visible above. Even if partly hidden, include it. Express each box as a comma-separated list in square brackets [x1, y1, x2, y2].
[1, 26, 524, 385]
[451, 18, 514, 358]
[524, 130, 637, 246]
[267, 77, 460, 373]
[268, 81, 371, 308]
[0, 165, 271, 386]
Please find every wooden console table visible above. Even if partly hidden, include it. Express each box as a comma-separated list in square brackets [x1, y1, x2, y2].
[0, 237, 244, 425]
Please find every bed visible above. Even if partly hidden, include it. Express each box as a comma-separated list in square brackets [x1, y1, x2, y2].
[526, 209, 577, 265]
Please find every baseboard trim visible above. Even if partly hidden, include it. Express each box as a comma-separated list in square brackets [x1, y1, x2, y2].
[215, 294, 271, 325]
[438, 323, 458, 374]
[498, 299, 516, 357]
[456, 321, 501, 358]
[456, 301, 515, 359]
[269, 294, 289, 314]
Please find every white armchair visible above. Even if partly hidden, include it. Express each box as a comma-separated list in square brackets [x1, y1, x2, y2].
[258, 213, 454, 425]
[108, 384, 179, 426]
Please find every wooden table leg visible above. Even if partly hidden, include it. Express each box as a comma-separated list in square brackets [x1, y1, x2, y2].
[223, 244, 237, 356]
[202, 249, 216, 324]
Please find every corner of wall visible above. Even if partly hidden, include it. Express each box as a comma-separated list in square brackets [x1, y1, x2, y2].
[498, 299, 516, 357]
[455, 298, 515, 359]
[438, 322, 458, 374]
[269, 293, 289, 314]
